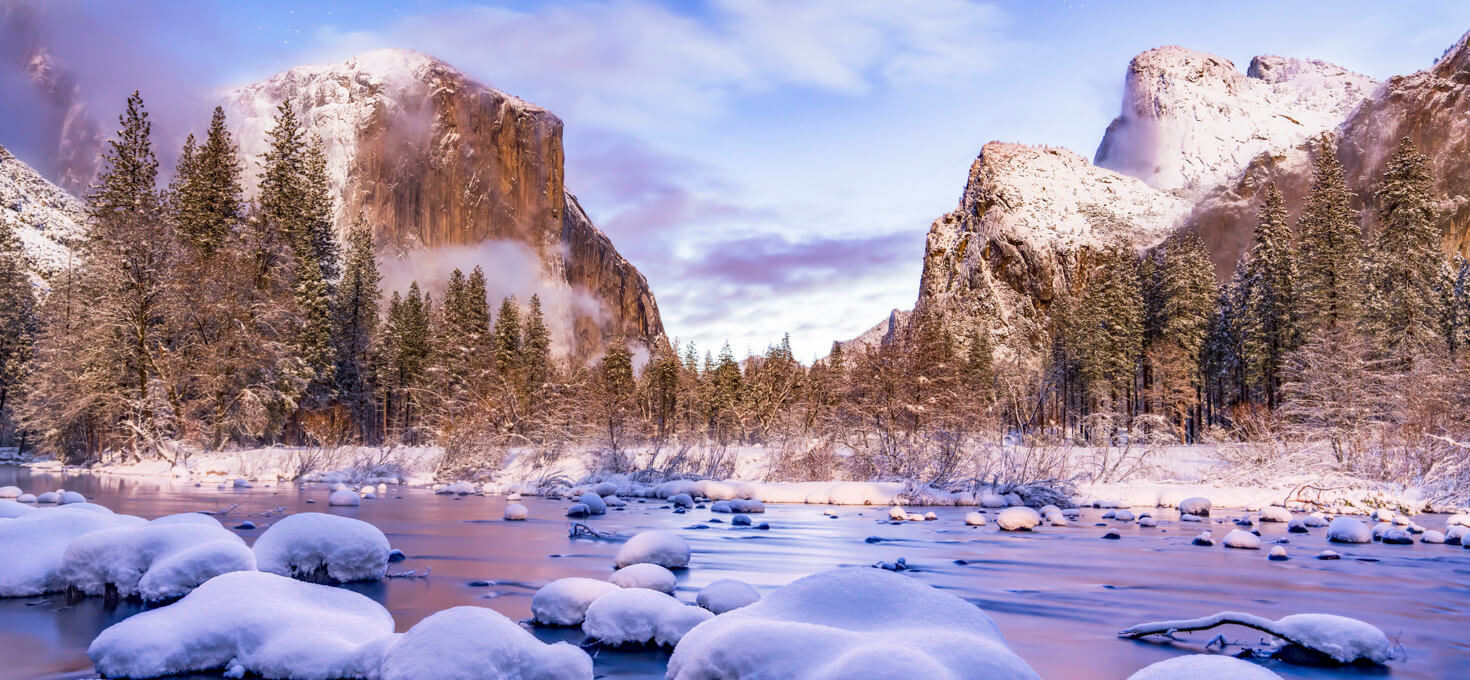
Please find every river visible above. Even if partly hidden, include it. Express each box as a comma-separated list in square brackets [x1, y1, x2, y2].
[1, 465, 1465, 680]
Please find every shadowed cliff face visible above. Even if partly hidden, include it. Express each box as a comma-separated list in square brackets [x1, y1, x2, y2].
[223, 49, 664, 359]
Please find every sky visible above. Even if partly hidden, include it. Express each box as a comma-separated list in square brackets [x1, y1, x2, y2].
[4, 1, 1470, 360]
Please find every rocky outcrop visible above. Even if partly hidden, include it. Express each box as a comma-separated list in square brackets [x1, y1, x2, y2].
[222, 49, 663, 358]
[0, 143, 87, 286]
[915, 143, 1188, 356]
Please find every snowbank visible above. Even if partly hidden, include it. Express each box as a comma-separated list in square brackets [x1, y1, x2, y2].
[667, 568, 1039, 680]
[88, 571, 394, 679]
[1127, 654, 1281, 679]
[0, 499, 34, 518]
[59, 519, 254, 600]
[0, 505, 147, 597]
[582, 587, 713, 647]
[253, 513, 390, 583]
[532, 577, 622, 626]
[614, 531, 691, 569]
[377, 606, 592, 680]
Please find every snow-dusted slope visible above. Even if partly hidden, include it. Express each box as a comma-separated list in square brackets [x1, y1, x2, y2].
[1095, 46, 1377, 193]
[0, 143, 86, 286]
[221, 49, 664, 358]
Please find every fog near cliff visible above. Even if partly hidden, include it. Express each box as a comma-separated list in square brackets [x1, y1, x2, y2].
[379, 239, 608, 358]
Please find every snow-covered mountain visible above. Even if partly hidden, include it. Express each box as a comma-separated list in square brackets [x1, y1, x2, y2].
[905, 33, 1470, 361]
[0, 143, 86, 286]
[222, 49, 663, 358]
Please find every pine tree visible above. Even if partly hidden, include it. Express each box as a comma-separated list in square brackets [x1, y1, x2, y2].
[172, 106, 241, 254]
[1077, 246, 1144, 412]
[381, 284, 434, 441]
[492, 297, 523, 378]
[1241, 184, 1299, 407]
[522, 294, 551, 397]
[1366, 136, 1441, 355]
[1439, 255, 1470, 354]
[88, 91, 159, 221]
[596, 338, 636, 455]
[1297, 134, 1364, 336]
[301, 137, 340, 281]
[0, 218, 36, 444]
[333, 220, 381, 440]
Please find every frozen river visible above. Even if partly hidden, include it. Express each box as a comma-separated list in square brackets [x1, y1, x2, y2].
[1, 465, 1466, 680]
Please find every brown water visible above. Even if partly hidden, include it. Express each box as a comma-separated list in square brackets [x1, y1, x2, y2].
[2, 465, 1466, 680]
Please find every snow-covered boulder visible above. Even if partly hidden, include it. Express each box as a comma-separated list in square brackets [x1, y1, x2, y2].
[435, 481, 477, 495]
[0, 505, 147, 597]
[1138, 516, 1156, 528]
[36, 491, 59, 504]
[566, 503, 592, 518]
[696, 578, 759, 614]
[590, 481, 618, 497]
[1327, 517, 1372, 544]
[614, 531, 691, 569]
[1371, 522, 1392, 541]
[603, 495, 627, 508]
[888, 505, 908, 520]
[979, 493, 1008, 508]
[16, 493, 35, 503]
[532, 577, 623, 626]
[377, 606, 592, 680]
[1381, 527, 1413, 544]
[729, 499, 765, 513]
[1126, 654, 1282, 679]
[582, 587, 713, 647]
[0, 485, 18, 499]
[1258, 506, 1292, 523]
[1370, 508, 1396, 523]
[669, 493, 695, 509]
[328, 489, 361, 507]
[1303, 513, 1329, 528]
[610, 563, 677, 594]
[59, 520, 255, 601]
[578, 493, 607, 515]
[997, 507, 1041, 531]
[1177, 497, 1211, 516]
[1421, 530, 1445, 544]
[504, 503, 528, 521]
[965, 511, 988, 526]
[667, 568, 1039, 679]
[1114, 509, 1137, 522]
[711, 500, 734, 513]
[1447, 525, 1468, 545]
[1268, 546, 1289, 561]
[57, 490, 86, 504]
[1223, 529, 1262, 549]
[253, 513, 389, 583]
[232, 478, 253, 489]
[88, 571, 394, 679]
[1192, 531, 1215, 546]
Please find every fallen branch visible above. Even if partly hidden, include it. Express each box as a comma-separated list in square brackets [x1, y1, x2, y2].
[1119, 611, 1391, 665]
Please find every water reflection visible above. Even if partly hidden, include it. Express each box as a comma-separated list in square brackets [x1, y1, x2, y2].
[1, 465, 1465, 680]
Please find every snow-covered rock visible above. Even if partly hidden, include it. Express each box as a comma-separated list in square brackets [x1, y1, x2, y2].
[1303, 513, 1329, 528]
[252, 513, 389, 583]
[1268, 546, 1289, 561]
[16, 493, 35, 503]
[59, 519, 254, 601]
[965, 511, 988, 526]
[1192, 531, 1215, 546]
[89, 571, 391, 679]
[328, 489, 361, 507]
[36, 491, 59, 503]
[532, 577, 622, 626]
[888, 505, 908, 520]
[582, 587, 713, 647]
[669, 493, 694, 509]
[1258, 506, 1292, 523]
[0, 485, 19, 499]
[667, 568, 1039, 680]
[1381, 527, 1413, 545]
[1114, 509, 1137, 522]
[979, 493, 1008, 508]
[0, 505, 146, 597]
[1421, 530, 1445, 544]
[997, 507, 1041, 531]
[1126, 654, 1282, 679]
[578, 492, 607, 515]
[614, 531, 691, 569]
[1121, 611, 1391, 665]
[436, 481, 477, 495]
[1223, 529, 1262, 550]
[1327, 517, 1372, 544]
[377, 606, 592, 680]
[566, 503, 592, 518]
[503, 503, 528, 521]
[1177, 496, 1211, 516]
[696, 578, 760, 614]
[609, 563, 677, 594]
[729, 499, 765, 513]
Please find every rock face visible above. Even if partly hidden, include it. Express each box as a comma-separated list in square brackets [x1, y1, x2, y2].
[0, 143, 87, 286]
[222, 49, 663, 358]
[1095, 46, 1376, 194]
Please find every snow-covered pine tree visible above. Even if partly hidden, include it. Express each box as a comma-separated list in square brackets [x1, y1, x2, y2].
[333, 220, 381, 441]
[521, 293, 551, 400]
[1151, 232, 1215, 435]
[1076, 246, 1144, 414]
[302, 137, 340, 282]
[380, 283, 435, 442]
[1365, 136, 1441, 357]
[1439, 255, 1470, 354]
[1241, 184, 1298, 408]
[596, 338, 636, 457]
[491, 296, 522, 380]
[172, 107, 241, 255]
[1296, 134, 1365, 337]
[0, 218, 36, 445]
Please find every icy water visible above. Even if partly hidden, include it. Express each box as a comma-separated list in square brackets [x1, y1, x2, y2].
[2, 465, 1467, 680]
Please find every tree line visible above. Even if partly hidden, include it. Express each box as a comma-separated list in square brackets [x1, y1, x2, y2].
[0, 94, 1465, 490]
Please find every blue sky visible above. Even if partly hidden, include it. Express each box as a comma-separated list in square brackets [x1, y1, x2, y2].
[5, 1, 1470, 359]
